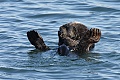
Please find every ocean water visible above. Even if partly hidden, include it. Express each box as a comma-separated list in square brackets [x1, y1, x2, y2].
[0, 0, 120, 80]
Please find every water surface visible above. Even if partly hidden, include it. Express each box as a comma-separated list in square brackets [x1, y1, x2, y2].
[0, 0, 120, 80]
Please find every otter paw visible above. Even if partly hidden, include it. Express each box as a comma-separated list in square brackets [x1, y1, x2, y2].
[89, 28, 101, 43]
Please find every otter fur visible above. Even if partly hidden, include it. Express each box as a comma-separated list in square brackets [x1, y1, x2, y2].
[27, 22, 101, 56]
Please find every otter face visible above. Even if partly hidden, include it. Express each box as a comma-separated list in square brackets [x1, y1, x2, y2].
[58, 44, 69, 56]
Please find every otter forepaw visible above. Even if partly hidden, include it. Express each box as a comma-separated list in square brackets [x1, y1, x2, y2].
[89, 28, 101, 43]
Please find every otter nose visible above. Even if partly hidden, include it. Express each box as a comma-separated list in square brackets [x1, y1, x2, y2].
[58, 44, 69, 56]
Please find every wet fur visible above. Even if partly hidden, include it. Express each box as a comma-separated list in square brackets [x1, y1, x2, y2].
[27, 22, 101, 55]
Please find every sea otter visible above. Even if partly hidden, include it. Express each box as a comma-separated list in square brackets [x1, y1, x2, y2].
[27, 22, 101, 56]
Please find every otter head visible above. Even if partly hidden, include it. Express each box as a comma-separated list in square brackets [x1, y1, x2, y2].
[58, 44, 69, 56]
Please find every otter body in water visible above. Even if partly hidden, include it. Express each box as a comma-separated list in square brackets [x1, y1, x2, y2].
[27, 22, 101, 56]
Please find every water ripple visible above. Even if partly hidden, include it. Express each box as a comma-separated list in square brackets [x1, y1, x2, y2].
[0, 0, 120, 80]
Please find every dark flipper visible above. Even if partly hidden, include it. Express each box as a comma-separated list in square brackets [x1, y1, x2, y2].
[27, 30, 50, 51]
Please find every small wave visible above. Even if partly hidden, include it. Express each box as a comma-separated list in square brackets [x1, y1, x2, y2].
[20, 12, 79, 19]
[86, 0, 120, 11]
[0, 0, 23, 2]
[89, 6, 118, 12]
[0, 66, 38, 73]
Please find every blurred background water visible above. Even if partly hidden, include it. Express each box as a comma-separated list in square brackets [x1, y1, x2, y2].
[0, 0, 120, 80]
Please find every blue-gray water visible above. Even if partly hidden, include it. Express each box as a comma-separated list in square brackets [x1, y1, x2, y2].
[0, 0, 120, 80]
